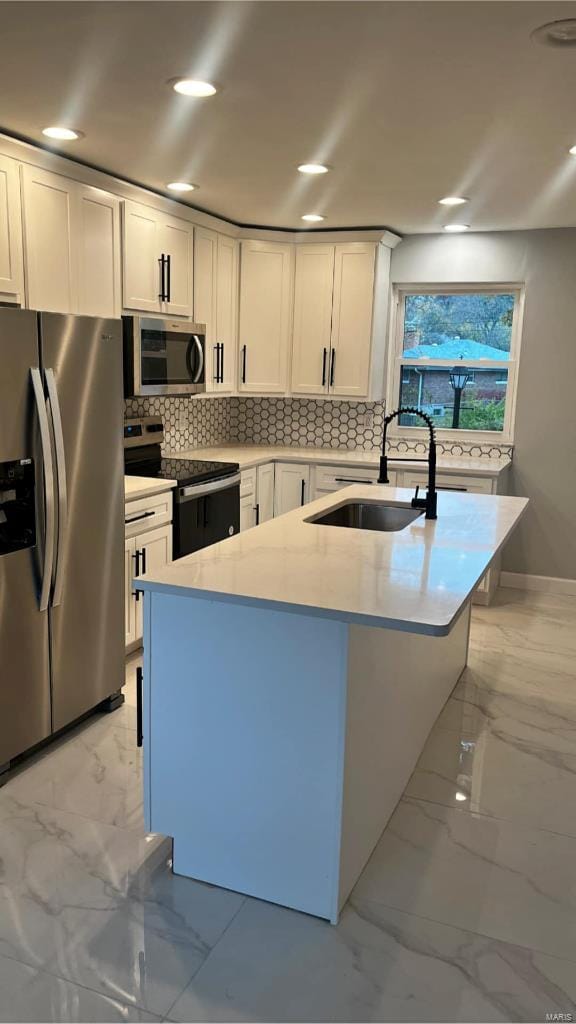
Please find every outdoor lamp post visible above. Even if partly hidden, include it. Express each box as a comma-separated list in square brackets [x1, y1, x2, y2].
[449, 364, 472, 428]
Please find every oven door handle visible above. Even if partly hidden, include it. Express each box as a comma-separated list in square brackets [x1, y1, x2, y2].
[179, 473, 241, 501]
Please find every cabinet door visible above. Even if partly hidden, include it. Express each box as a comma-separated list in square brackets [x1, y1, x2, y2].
[21, 165, 78, 313]
[194, 227, 218, 386]
[215, 234, 238, 392]
[159, 215, 193, 317]
[329, 242, 375, 398]
[122, 200, 161, 312]
[273, 463, 310, 517]
[291, 244, 334, 395]
[76, 185, 121, 317]
[256, 462, 275, 523]
[135, 524, 173, 640]
[124, 536, 137, 648]
[238, 240, 292, 393]
[0, 154, 24, 302]
[240, 493, 257, 532]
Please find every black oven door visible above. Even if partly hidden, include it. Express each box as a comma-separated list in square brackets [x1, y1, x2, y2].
[138, 319, 206, 395]
[173, 475, 241, 559]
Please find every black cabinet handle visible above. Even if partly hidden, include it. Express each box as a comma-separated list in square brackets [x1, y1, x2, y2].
[321, 347, 327, 387]
[125, 510, 155, 526]
[254, 502, 260, 526]
[133, 549, 141, 577]
[301, 479, 306, 506]
[136, 666, 143, 748]
[166, 254, 171, 303]
[219, 343, 224, 383]
[330, 349, 336, 387]
[141, 546, 147, 575]
[213, 345, 219, 382]
[158, 254, 166, 301]
[241, 344, 247, 384]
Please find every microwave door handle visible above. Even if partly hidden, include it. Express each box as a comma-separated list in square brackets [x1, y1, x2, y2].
[30, 368, 56, 612]
[44, 368, 68, 607]
[192, 334, 204, 383]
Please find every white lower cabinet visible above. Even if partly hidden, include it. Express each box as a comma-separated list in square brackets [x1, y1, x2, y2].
[312, 463, 387, 499]
[124, 537, 138, 648]
[125, 491, 173, 650]
[240, 494, 257, 532]
[240, 463, 275, 530]
[257, 463, 275, 523]
[274, 463, 311, 517]
[133, 524, 172, 639]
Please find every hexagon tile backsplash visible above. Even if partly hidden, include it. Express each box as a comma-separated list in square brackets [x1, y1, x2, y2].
[124, 396, 513, 459]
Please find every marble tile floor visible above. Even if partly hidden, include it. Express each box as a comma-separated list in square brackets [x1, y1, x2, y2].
[1, 589, 575, 1022]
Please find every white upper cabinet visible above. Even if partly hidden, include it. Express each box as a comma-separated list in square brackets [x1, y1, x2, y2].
[194, 228, 238, 392]
[21, 165, 77, 314]
[160, 214, 193, 317]
[329, 242, 376, 397]
[123, 200, 193, 317]
[238, 240, 292, 393]
[291, 244, 335, 395]
[290, 241, 376, 399]
[76, 184, 121, 317]
[0, 154, 24, 303]
[215, 233, 238, 392]
[21, 165, 120, 317]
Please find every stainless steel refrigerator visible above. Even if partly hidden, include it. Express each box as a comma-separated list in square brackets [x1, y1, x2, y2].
[0, 308, 124, 769]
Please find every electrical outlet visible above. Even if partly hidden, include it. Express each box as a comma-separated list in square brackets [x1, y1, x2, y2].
[178, 408, 187, 431]
[358, 412, 374, 428]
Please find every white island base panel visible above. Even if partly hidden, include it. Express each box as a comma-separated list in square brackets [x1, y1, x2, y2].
[143, 591, 470, 924]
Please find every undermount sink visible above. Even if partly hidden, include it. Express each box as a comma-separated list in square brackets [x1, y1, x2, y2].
[307, 501, 424, 533]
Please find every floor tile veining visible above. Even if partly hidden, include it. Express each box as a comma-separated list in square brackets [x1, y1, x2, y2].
[1, 590, 575, 1022]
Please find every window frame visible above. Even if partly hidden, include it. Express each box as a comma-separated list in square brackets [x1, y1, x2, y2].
[386, 282, 525, 444]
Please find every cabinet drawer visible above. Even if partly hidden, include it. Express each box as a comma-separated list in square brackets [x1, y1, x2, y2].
[240, 467, 257, 498]
[124, 490, 173, 538]
[399, 471, 493, 495]
[314, 464, 381, 491]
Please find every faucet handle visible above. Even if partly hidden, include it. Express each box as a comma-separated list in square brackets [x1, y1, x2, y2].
[411, 484, 427, 510]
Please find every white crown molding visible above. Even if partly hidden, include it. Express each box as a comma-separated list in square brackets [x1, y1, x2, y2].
[0, 130, 402, 247]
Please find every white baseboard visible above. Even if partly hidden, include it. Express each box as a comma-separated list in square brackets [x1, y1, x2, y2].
[500, 572, 576, 597]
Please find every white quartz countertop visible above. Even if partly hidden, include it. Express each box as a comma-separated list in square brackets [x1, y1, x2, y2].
[169, 444, 511, 478]
[124, 476, 176, 502]
[137, 486, 528, 636]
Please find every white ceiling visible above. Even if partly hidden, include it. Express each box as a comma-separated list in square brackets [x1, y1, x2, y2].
[3, 1, 576, 233]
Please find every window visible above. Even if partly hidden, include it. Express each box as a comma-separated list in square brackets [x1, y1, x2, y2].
[388, 285, 524, 440]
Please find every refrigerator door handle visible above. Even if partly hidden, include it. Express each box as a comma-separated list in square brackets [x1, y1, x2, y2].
[30, 367, 56, 612]
[44, 368, 68, 607]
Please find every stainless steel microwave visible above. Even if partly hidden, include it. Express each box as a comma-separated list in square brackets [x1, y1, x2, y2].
[123, 316, 207, 397]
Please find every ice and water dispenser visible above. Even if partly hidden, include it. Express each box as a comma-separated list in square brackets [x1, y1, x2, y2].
[0, 459, 36, 555]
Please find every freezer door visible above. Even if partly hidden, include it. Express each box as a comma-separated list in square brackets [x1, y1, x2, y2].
[40, 313, 124, 731]
[0, 308, 51, 763]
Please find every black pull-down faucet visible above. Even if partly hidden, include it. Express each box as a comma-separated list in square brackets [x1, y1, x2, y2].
[378, 407, 438, 520]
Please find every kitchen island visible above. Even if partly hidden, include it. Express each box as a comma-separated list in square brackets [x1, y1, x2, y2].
[137, 485, 527, 923]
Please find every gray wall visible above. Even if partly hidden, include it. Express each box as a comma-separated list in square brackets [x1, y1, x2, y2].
[391, 229, 576, 580]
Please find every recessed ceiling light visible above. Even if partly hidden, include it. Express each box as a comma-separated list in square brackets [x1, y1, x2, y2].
[444, 223, 469, 233]
[297, 163, 329, 175]
[42, 126, 83, 140]
[438, 196, 468, 206]
[455, 791, 468, 802]
[532, 19, 576, 47]
[301, 213, 325, 222]
[171, 78, 217, 97]
[166, 182, 197, 192]
[569, 146, 576, 156]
